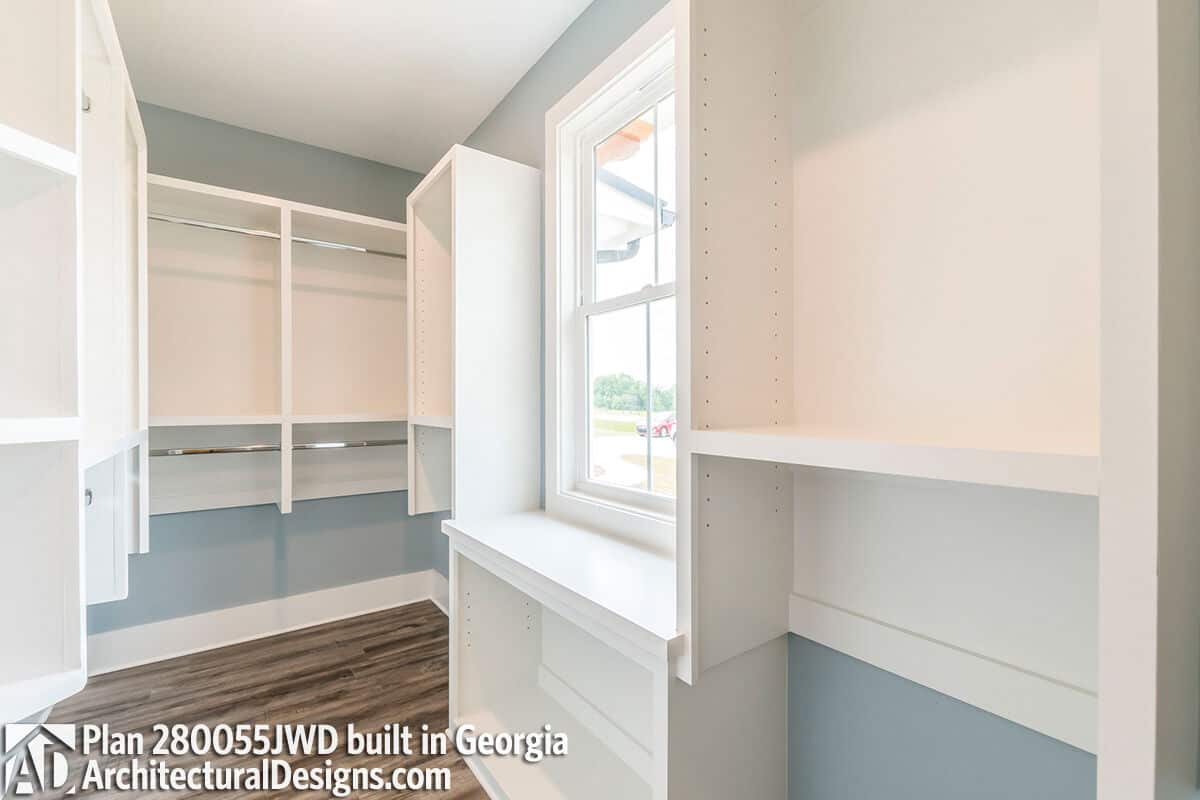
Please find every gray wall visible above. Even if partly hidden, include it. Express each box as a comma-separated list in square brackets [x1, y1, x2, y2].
[464, 3, 1098, 797]
[789, 637, 1096, 799]
[465, 0, 669, 167]
[139, 103, 423, 222]
[90, 495, 436, 633]
[89, 106, 437, 634]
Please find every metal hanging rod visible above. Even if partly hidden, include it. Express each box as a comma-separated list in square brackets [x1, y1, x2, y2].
[150, 440, 407, 457]
[293, 439, 407, 451]
[151, 444, 281, 457]
[149, 213, 405, 259]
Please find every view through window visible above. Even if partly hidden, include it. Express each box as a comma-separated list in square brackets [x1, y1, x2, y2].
[586, 93, 677, 499]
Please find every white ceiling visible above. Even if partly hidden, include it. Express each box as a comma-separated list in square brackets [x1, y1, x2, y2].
[108, 0, 593, 173]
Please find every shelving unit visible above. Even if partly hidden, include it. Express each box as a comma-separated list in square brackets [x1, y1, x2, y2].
[453, 556, 658, 800]
[146, 175, 412, 516]
[678, 0, 1105, 758]
[690, 425, 1099, 496]
[675, 0, 1200, 792]
[0, 0, 88, 725]
[449, 526, 786, 800]
[405, 145, 541, 518]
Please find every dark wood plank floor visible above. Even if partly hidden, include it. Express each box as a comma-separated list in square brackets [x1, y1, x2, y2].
[47, 602, 486, 798]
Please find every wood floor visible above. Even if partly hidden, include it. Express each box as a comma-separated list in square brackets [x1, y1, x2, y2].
[47, 601, 486, 798]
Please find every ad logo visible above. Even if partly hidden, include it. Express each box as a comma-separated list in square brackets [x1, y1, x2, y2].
[1, 725, 76, 797]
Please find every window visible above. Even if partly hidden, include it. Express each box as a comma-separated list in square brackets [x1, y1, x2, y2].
[546, 8, 678, 534]
[586, 92, 677, 502]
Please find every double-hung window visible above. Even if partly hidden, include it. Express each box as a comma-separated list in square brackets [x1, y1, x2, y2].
[546, 9, 677, 536]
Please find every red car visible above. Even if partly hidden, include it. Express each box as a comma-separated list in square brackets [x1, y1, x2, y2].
[636, 412, 677, 439]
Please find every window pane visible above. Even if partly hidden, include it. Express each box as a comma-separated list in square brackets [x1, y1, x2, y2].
[656, 94, 677, 285]
[649, 297, 676, 497]
[594, 107, 656, 301]
[588, 304, 648, 490]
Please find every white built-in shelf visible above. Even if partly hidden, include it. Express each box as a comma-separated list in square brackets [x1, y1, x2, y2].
[290, 413, 406, 425]
[150, 416, 283, 428]
[0, 417, 81, 446]
[445, 512, 679, 658]
[690, 425, 1099, 496]
[410, 415, 453, 429]
[291, 204, 406, 256]
[149, 174, 282, 231]
[0, 122, 77, 177]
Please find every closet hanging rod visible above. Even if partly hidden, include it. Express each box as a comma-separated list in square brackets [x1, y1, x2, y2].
[292, 235, 405, 260]
[150, 444, 281, 457]
[293, 439, 408, 451]
[148, 213, 406, 259]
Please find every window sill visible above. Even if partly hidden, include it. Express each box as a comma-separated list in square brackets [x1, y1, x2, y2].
[443, 510, 680, 660]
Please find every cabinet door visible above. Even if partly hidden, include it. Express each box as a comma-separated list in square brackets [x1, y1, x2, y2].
[80, 0, 149, 556]
[85, 452, 130, 605]
[81, 1, 142, 467]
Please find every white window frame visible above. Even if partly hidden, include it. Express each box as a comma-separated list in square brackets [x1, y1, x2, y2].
[545, 5, 677, 549]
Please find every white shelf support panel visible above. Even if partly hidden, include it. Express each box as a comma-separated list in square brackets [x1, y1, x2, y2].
[405, 145, 540, 519]
[691, 427, 1099, 496]
[279, 207, 293, 514]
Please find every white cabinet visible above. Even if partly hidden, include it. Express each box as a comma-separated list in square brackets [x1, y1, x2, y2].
[405, 145, 541, 518]
[446, 514, 787, 800]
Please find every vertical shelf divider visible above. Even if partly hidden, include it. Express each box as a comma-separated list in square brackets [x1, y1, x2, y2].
[279, 206, 293, 514]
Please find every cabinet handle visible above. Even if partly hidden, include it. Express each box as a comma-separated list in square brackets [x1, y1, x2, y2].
[84, 489, 93, 507]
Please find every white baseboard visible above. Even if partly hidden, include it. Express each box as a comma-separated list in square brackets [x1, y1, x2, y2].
[430, 570, 449, 616]
[788, 593, 1097, 753]
[88, 571, 439, 676]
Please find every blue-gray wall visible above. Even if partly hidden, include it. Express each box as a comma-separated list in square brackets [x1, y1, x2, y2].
[89, 105, 437, 633]
[90, 495, 435, 634]
[464, 2, 1098, 797]
[139, 103, 423, 222]
[465, 0, 669, 168]
[789, 637, 1096, 799]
